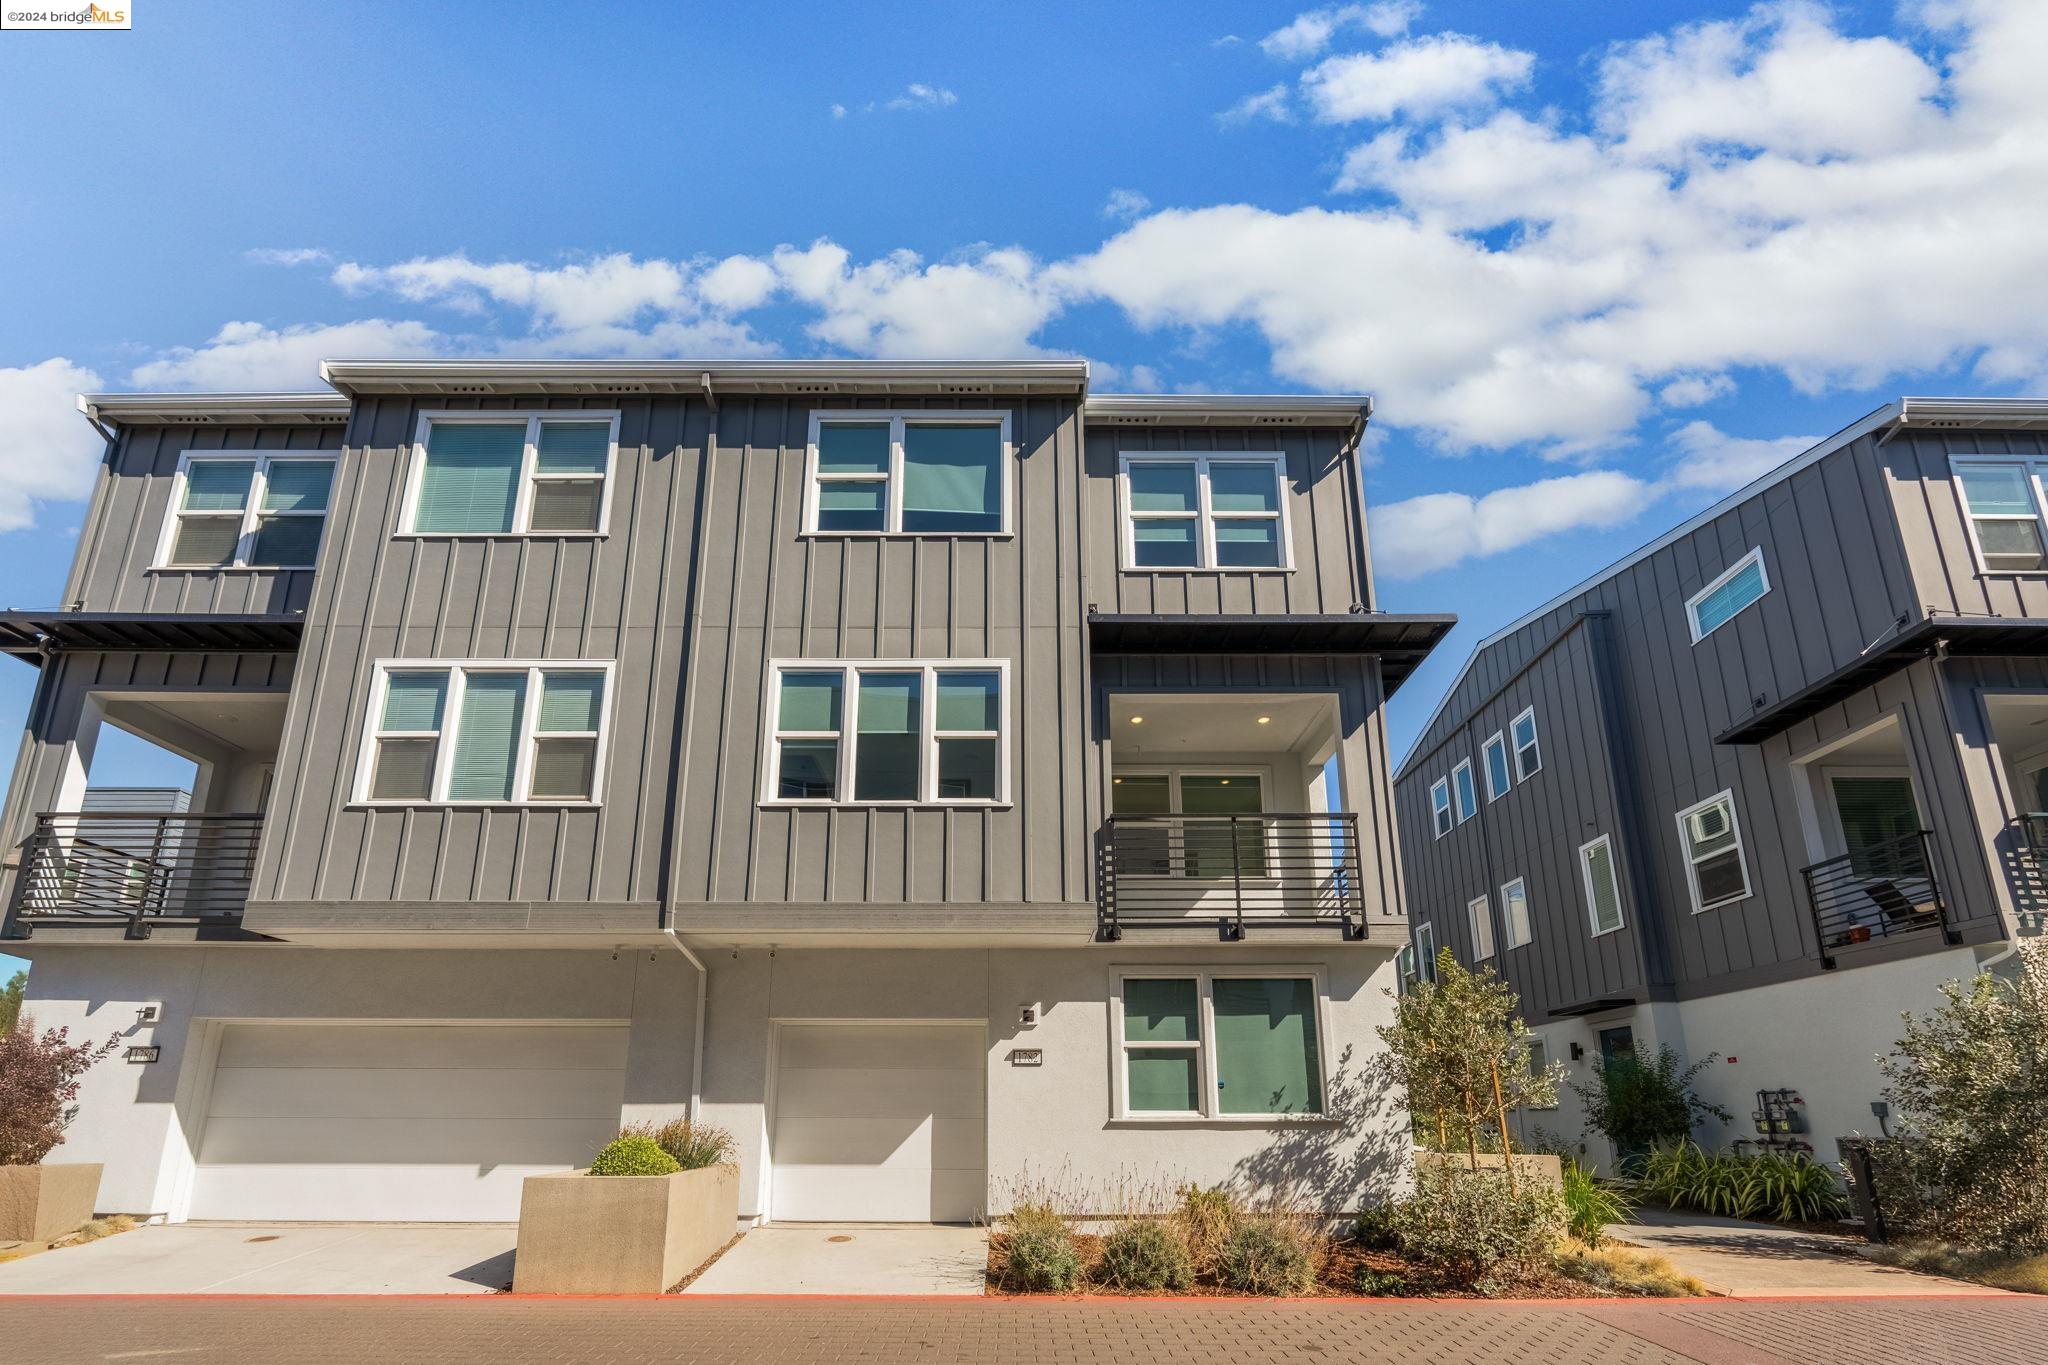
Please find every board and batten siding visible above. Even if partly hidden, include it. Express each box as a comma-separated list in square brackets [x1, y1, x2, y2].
[64, 421, 344, 616]
[1882, 427, 2048, 616]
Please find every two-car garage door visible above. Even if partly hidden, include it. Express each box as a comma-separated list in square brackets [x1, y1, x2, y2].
[187, 1023, 627, 1223]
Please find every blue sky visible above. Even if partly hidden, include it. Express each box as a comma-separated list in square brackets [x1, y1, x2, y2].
[2, 0, 2044, 980]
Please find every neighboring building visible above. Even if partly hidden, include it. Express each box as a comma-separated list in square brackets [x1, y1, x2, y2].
[1394, 397, 2048, 1170]
[1, 361, 1450, 1225]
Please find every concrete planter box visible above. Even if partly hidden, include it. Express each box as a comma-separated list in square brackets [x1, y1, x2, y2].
[0, 1163, 103, 1243]
[513, 1163, 739, 1294]
[1413, 1150, 1564, 1192]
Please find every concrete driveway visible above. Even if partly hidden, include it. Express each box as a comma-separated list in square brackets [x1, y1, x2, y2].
[0, 1223, 516, 1295]
[685, 1224, 987, 1295]
[1606, 1207, 2007, 1298]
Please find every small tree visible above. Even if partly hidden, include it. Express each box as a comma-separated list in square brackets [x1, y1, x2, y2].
[1378, 949, 1560, 1189]
[1876, 941, 2048, 1253]
[1571, 1045, 1728, 1170]
[0, 970, 23, 1037]
[0, 1019, 120, 1166]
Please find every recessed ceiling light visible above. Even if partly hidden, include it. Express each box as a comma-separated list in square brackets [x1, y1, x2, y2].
[1256, 716, 1272, 725]
[1113, 777, 1122, 785]
[1129, 716, 1144, 724]
[1220, 778, 1230, 784]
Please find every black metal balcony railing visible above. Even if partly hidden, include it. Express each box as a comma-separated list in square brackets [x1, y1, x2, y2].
[1097, 812, 1368, 941]
[4, 812, 264, 939]
[1799, 828, 1962, 969]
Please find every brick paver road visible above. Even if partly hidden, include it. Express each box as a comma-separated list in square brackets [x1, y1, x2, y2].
[0, 1293, 2040, 1364]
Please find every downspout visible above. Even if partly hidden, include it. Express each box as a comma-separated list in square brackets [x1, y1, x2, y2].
[662, 929, 709, 1122]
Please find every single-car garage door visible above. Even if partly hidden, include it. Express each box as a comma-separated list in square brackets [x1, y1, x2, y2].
[770, 1023, 984, 1223]
[187, 1022, 627, 1222]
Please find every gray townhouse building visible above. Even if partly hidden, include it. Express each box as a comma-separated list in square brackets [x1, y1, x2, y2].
[1394, 397, 2048, 1170]
[0, 359, 1451, 1226]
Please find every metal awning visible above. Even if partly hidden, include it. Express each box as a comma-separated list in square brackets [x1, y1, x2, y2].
[1087, 611, 1455, 695]
[1547, 995, 1641, 1020]
[1716, 616, 2048, 745]
[0, 612, 304, 659]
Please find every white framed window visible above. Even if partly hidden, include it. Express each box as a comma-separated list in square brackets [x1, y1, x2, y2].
[1482, 731, 1511, 801]
[1686, 546, 1770, 641]
[1397, 944, 1418, 993]
[1414, 921, 1437, 982]
[805, 411, 1012, 536]
[1111, 767, 1270, 878]
[1525, 1038, 1559, 1108]
[353, 660, 615, 806]
[762, 660, 1009, 806]
[1452, 758, 1478, 823]
[1953, 457, 2048, 574]
[154, 453, 337, 570]
[1430, 777, 1453, 838]
[1113, 969, 1327, 1120]
[1467, 892, 1495, 961]
[1511, 706, 1541, 780]
[1118, 452, 1292, 571]
[401, 411, 620, 537]
[1500, 876, 1533, 950]
[1579, 834, 1625, 936]
[1676, 789, 1751, 912]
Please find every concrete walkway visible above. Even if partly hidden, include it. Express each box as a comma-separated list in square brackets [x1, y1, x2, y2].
[684, 1224, 988, 1295]
[0, 1223, 517, 1295]
[1606, 1207, 2005, 1298]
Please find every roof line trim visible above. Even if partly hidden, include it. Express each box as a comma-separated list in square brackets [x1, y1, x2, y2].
[78, 392, 352, 426]
[321, 358, 1091, 393]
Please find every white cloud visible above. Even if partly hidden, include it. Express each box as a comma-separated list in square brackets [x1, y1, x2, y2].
[1370, 470, 1654, 576]
[1103, 189, 1151, 221]
[244, 247, 328, 267]
[130, 319, 442, 390]
[1662, 420, 1817, 493]
[0, 359, 105, 534]
[1220, 83, 1294, 124]
[1260, 2, 1422, 60]
[696, 255, 779, 313]
[883, 83, 958, 113]
[1659, 373, 1736, 408]
[1302, 33, 1534, 123]
[334, 253, 690, 331]
[829, 102, 847, 119]
[768, 241, 1058, 357]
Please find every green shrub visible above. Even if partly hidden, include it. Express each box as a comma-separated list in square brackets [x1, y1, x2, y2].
[1351, 1265, 1407, 1296]
[1570, 1046, 1730, 1171]
[1559, 1158, 1635, 1243]
[1000, 1200, 1084, 1292]
[1172, 1183, 1240, 1273]
[1096, 1219, 1194, 1292]
[1638, 1142, 1848, 1223]
[621, 1117, 737, 1171]
[588, 1134, 681, 1176]
[1388, 1164, 1566, 1289]
[1350, 1203, 1399, 1251]
[1216, 1215, 1319, 1295]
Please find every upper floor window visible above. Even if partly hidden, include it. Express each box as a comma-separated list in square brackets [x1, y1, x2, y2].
[806, 412, 1011, 536]
[1954, 459, 2048, 573]
[1579, 834, 1625, 936]
[1500, 876, 1532, 949]
[1466, 892, 1494, 961]
[1413, 921, 1438, 982]
[403, 413, 618, 537]
[1482, 731, 1511, 800]
[157, 453, 336, 570]
[1676, 789, 1751, 912]
[765, 659, 1008, 806]
[355, 660, 613, 805]
[1452, 758, 1477, 823]
[1429, 777, 1452, 838]
[1511, 706, 1541, 780]
[1119, 452, 1290, 571]
[1686, 546, 1769, 642]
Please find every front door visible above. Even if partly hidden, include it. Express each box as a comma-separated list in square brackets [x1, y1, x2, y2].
[1596, 1026, 1649, 1172]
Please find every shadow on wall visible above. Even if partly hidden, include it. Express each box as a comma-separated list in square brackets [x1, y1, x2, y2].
[1228, 1045, 1408, 1213]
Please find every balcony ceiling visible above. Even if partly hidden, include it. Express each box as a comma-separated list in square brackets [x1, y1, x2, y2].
[0, 612, 303, 659]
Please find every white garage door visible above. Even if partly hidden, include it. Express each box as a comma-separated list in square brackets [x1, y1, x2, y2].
[187, 1023, 627, 1222]
[771, 1023, 985, 1223]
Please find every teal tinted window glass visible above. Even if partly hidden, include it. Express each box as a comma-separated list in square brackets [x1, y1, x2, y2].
[854, 671, 921, 800]
[169, 517, 241, 567]
[935, 671, 999, 732]
[1122, 977, 1197, 1042]
[260, 461, 334, 512]
[1209, 462, 1279, 513]
[1214, 521, 1280, 567]
[537, 672, 604, 732]
[182, 461, 255, 511]
[534, 423, 609, 475]
[816, 423, 890, 475]
[415, 423, 523, 533]
[1126, 1049, 1200, 1112]
[777, 741, 839, 799]
[902, 424, 1001, 532]
[936, 738, 997, 799]
[816, 482, 886, 532]
[1128, 464, 1197, 513]
[1959, 465, 2035, 516]
[1179, 776, 1265, 878]
[1111, 773, 1172, 815]
[1132, 520, 1198, 566]
[777, 672, 843, 732]
[446, 673, 527, 801]
[381, 672, 447, 732]
[249, 516, 323, 566]
[1691, 556, 1767, 637]
[1214, 978, 1322, 1115]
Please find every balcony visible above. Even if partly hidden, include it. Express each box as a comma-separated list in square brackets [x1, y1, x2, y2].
[1097, 812, 1368, 941]
[1800, 828, 1962, 969]
[4, 811, 264, 939]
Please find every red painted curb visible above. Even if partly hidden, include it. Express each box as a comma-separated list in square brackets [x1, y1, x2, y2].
[0, 1291, 2021, 1306]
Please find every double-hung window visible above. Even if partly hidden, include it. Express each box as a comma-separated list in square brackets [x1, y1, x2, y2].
[1954, 458, 2048, 572]
[1525, 1039, 1558, 1108]
[1430, 778, 1453, 838]
[1511, 707, 1541, 780]
[1119, 453, 1290, 570]
[1466, 892, 1495, 960]
[404, 413, 618, 536]
[1452, 759, 1477, 823]
[1579, 834, 1625, 936]
[1115, 971, 1326, 1118]
[1676, 789, 1750, 912]
[806, 412, 1010, 535]
[1414, 922, 1437, 982]
[1686, 547, 1770, 641]
[1482, 732, 1511, 800]
[1500, 876, 1533, 950]
[765, 660, 1008, 805]
[158, 453, 337, 569]
[357, 661, 613, 804]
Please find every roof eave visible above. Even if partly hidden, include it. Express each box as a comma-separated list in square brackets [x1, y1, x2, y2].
[1085, 393, 1371, 428]
[77, 392, 351, 428]
[319, 358, 1093, 397]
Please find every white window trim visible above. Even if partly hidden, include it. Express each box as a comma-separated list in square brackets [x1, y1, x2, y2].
[1451, 758, 1477, 823]
[1951, 454, 2048, 577]
[1117, 451, 1294, 573]
[1524, 1038, 1559, 1109]
[1579, 833, 1625, 937]
[399, 410, 621, 538]
[1109, 966, 1331, 1124]
[1429, 777, 1452, 839]
[1414, 922, 1437, 981]
[1511, 705, 1541, 781]
[1500, 876, 1532, 950]
[1482, 731, 1511, 801]
[1685, 545, 1770, 643]
[1675, 788, 1752, 914]
[802, 410, 1014, 538]
[152, 451, 338, 572]
[1396, 944, 1418, 993]
[350, 658, 617, 807]
[760, 658, 1012, 807]
[1467, 892, 1495, 961]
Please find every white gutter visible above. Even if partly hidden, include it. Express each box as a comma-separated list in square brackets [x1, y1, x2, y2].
[662, 929, 709, 1123]
[320, 357, 1092, 394]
